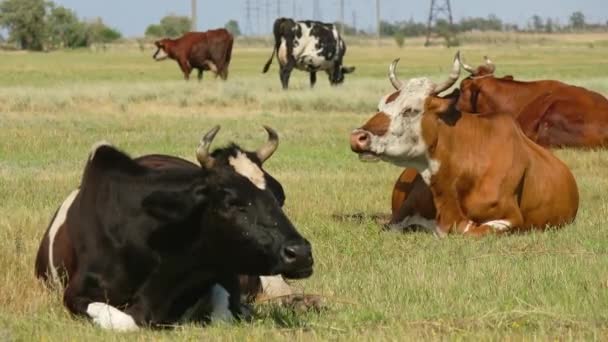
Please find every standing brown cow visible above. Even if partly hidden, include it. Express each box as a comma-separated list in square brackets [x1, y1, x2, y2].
[153, 29, 233, 81]
[457, 54, 608, 148]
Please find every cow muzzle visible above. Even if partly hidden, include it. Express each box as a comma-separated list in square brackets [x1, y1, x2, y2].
[279, 241, 313, 279]
[350, 129, 380, 162]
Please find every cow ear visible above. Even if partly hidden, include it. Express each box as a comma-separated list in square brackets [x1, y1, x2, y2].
[142, 186, 207, 222]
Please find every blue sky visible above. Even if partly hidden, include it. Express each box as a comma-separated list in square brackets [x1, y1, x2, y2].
[54, 0, 607, 37]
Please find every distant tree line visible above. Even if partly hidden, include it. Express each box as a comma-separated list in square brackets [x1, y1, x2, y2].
[373, 11, 605, 39]
[0, 0, 121, 51]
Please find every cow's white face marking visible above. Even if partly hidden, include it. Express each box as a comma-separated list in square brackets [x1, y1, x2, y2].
[89, 141, 113, 161]
[48, 189, 79, 284]
[483, 220, 511, 232]
[228, 151, 266, 190]
[86, 302, 138, 332]
[368, 78, 436, 171]
[260, 275, 292, 297]
[209, 284, 234, 322]
[386, 214, 436, 233]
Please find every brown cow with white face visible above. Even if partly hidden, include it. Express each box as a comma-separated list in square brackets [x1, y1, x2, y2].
[350, 52, 579, 236]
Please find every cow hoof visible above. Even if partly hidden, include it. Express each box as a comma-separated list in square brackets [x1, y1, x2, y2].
[86, 302, 139, 332]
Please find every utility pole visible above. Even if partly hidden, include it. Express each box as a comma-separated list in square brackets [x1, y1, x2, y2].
[376, 0, 380, 45]
[191, 0, 197, 31]
[339, 0, 344, 36]
[245, 0, 253, 35]
[265, 0, 270, 34]
[277, 0, 280, 18]
[256, 0, 261, 35]
[425, 0, 453, 46]
[312, 0, 321, 21]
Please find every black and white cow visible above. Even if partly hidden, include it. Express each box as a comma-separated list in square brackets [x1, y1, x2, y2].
[262, 18, 355, 89]
[34, 126, 313, 331]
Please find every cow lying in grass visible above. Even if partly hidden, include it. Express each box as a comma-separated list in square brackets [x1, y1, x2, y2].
[35, 126, 313, 330]
[351, 52, 579, 236]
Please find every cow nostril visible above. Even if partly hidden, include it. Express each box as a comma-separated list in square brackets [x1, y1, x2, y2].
[281, 246, 298, 263]
[358, 133, 369, 143]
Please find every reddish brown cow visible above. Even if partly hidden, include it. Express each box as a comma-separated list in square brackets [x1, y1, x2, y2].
[457, 54, 608, 148]
[351, 53, 579, 237]
[153, 29, 233, 81]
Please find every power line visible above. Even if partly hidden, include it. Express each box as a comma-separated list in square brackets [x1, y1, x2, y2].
[191, 0, 197, 31]
[376, 0, 381, 44]
[339, 0, 344, 36]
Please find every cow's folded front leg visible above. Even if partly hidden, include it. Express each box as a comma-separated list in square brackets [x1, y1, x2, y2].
[63, 272, 139, 332]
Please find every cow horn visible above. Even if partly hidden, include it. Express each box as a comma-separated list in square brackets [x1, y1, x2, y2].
[483, 55, 496, 74]
[433, 51, 461, 94]
[388, 58, 403, 90]
[458, 52, 475, 74]
[196, 125, 220, 168]
[256, 125, 279, 163]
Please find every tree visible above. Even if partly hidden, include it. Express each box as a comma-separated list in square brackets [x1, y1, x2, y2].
[569, 11, 585, 30]
[531, 15, 544, 32]
[545, 18, 554, 33]
[86, 18, 121, 44]
[47, 4, 87, 48]
[224, 20, 241, 37]
[0, 0, 49, 50]
[145, 15, 191, 37]
[145, 24, 164, 37]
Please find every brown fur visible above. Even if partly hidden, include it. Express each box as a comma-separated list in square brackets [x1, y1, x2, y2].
[389, 168, 435, 226]
[458, 71, 608, 148]
[154, 29, 233, 81]
[422, 96, 579, 236]
[361, 112, 390, 136]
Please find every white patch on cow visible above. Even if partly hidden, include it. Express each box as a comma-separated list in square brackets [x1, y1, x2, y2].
[290, 22, 337, 72]
[463, 220, 474, 233]
[367, 78, 437, 171]
[482, 219, 511, 232]
[48, 189, 79, 284]
[278, 37, 288, 65]
[204, 60, 218, 73]
[228, 151, 266, 190]
[210, 284, 234, 322]
[86, 302, 138, 332]
[89, 140, 113, 161]
[387, 214, 436, 233]
[260, 275, 293, 297]
[428, 158, 441, 175]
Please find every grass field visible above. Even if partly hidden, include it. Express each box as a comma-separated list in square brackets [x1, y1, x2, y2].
[1, 35, 608, 340]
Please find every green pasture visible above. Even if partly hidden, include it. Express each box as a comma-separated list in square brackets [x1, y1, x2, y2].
[0, 36, 607, 340]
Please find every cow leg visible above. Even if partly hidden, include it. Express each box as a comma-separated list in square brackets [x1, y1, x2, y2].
[197, 68, 204, 81]
[203, 61, 219, 78]
[63, 272, 139, 331]
[279, 59, 295, 90]
[459, 179, 525, 237]
[309, 72, 317, 88]
[177, 59, 192, 80]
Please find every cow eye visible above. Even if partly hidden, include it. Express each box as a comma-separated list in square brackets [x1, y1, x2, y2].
[402, 108, 412, 115]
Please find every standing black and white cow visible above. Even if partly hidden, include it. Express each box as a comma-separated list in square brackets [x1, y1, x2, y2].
[262, 18, 355, 89]
[34, 126, 313, 331]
